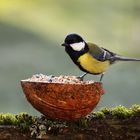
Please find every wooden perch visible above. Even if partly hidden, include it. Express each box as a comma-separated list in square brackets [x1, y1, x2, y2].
[0, 105, 140, 139]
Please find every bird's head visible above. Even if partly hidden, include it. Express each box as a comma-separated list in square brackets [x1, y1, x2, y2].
[62, 34, 86, 51]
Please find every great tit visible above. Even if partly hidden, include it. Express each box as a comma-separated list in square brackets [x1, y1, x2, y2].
[62, 33, 140, 81]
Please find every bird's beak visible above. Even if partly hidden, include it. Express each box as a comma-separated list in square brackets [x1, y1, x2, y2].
[61, 43, 65, 46]
[61, 43, 68, 47]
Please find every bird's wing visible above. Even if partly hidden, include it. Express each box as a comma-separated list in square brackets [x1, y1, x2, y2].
[87, 42, 116, 63]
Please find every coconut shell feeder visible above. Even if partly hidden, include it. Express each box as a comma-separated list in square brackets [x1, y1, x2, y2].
[21, 74, 104, 120]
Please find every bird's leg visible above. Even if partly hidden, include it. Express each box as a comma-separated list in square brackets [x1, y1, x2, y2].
[77, 73, 87, 81]
[100, 73, 105, 82]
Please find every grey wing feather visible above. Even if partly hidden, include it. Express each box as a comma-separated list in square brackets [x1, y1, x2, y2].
[101, 47, 116, 63]
[88, 42, 116, 63]
[88, 43, 140, 63]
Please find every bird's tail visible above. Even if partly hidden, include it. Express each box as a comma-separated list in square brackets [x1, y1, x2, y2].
[113, 55, 140, 62]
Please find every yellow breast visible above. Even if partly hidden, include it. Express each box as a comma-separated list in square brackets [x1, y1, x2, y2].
[78, 53, 110, 74]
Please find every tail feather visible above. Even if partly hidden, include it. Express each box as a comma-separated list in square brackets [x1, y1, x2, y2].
[113, 55, 140, 62]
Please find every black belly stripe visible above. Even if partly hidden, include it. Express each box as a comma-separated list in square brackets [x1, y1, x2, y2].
[65, 46, 101, 75]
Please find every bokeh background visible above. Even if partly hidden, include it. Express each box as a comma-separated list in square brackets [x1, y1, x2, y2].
[0, 0, 140, 115]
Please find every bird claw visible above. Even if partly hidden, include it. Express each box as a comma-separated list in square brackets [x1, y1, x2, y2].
[76, 73, 87, 81]
[77, 76, 84, 81]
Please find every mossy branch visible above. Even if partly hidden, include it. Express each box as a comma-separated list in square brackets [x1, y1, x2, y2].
[0, 105, 140, 139]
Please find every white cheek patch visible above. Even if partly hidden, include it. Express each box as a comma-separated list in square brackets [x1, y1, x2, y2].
[70, 42, 85, 51]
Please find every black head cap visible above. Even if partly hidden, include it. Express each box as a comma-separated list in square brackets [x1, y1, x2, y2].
[62, 34, 84, 46]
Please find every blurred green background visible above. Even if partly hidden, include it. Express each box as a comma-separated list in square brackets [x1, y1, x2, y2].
[0, 0, 140, 115]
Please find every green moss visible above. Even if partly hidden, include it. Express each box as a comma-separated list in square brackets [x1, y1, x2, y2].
[92, 111, 105, 119]
[131, 104, 140, 113]
[0, 112, 36, 130]
[100, 107, 111, 115]
[76, 117, 88, 127]
[15, 112, 36, 130]
[0, 105, 140, 131]
[91, 105, 140, 119]
[0, 113, 17, 125]
[111, 105, 133, 119]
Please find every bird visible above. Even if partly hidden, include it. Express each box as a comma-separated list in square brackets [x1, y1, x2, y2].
[61, 33, 140, 81]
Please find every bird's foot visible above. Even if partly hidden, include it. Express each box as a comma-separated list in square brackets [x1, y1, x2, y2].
[77, 76, 84, 81]
[77, 73, 87, 81]
[99, 73, 105, 82]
